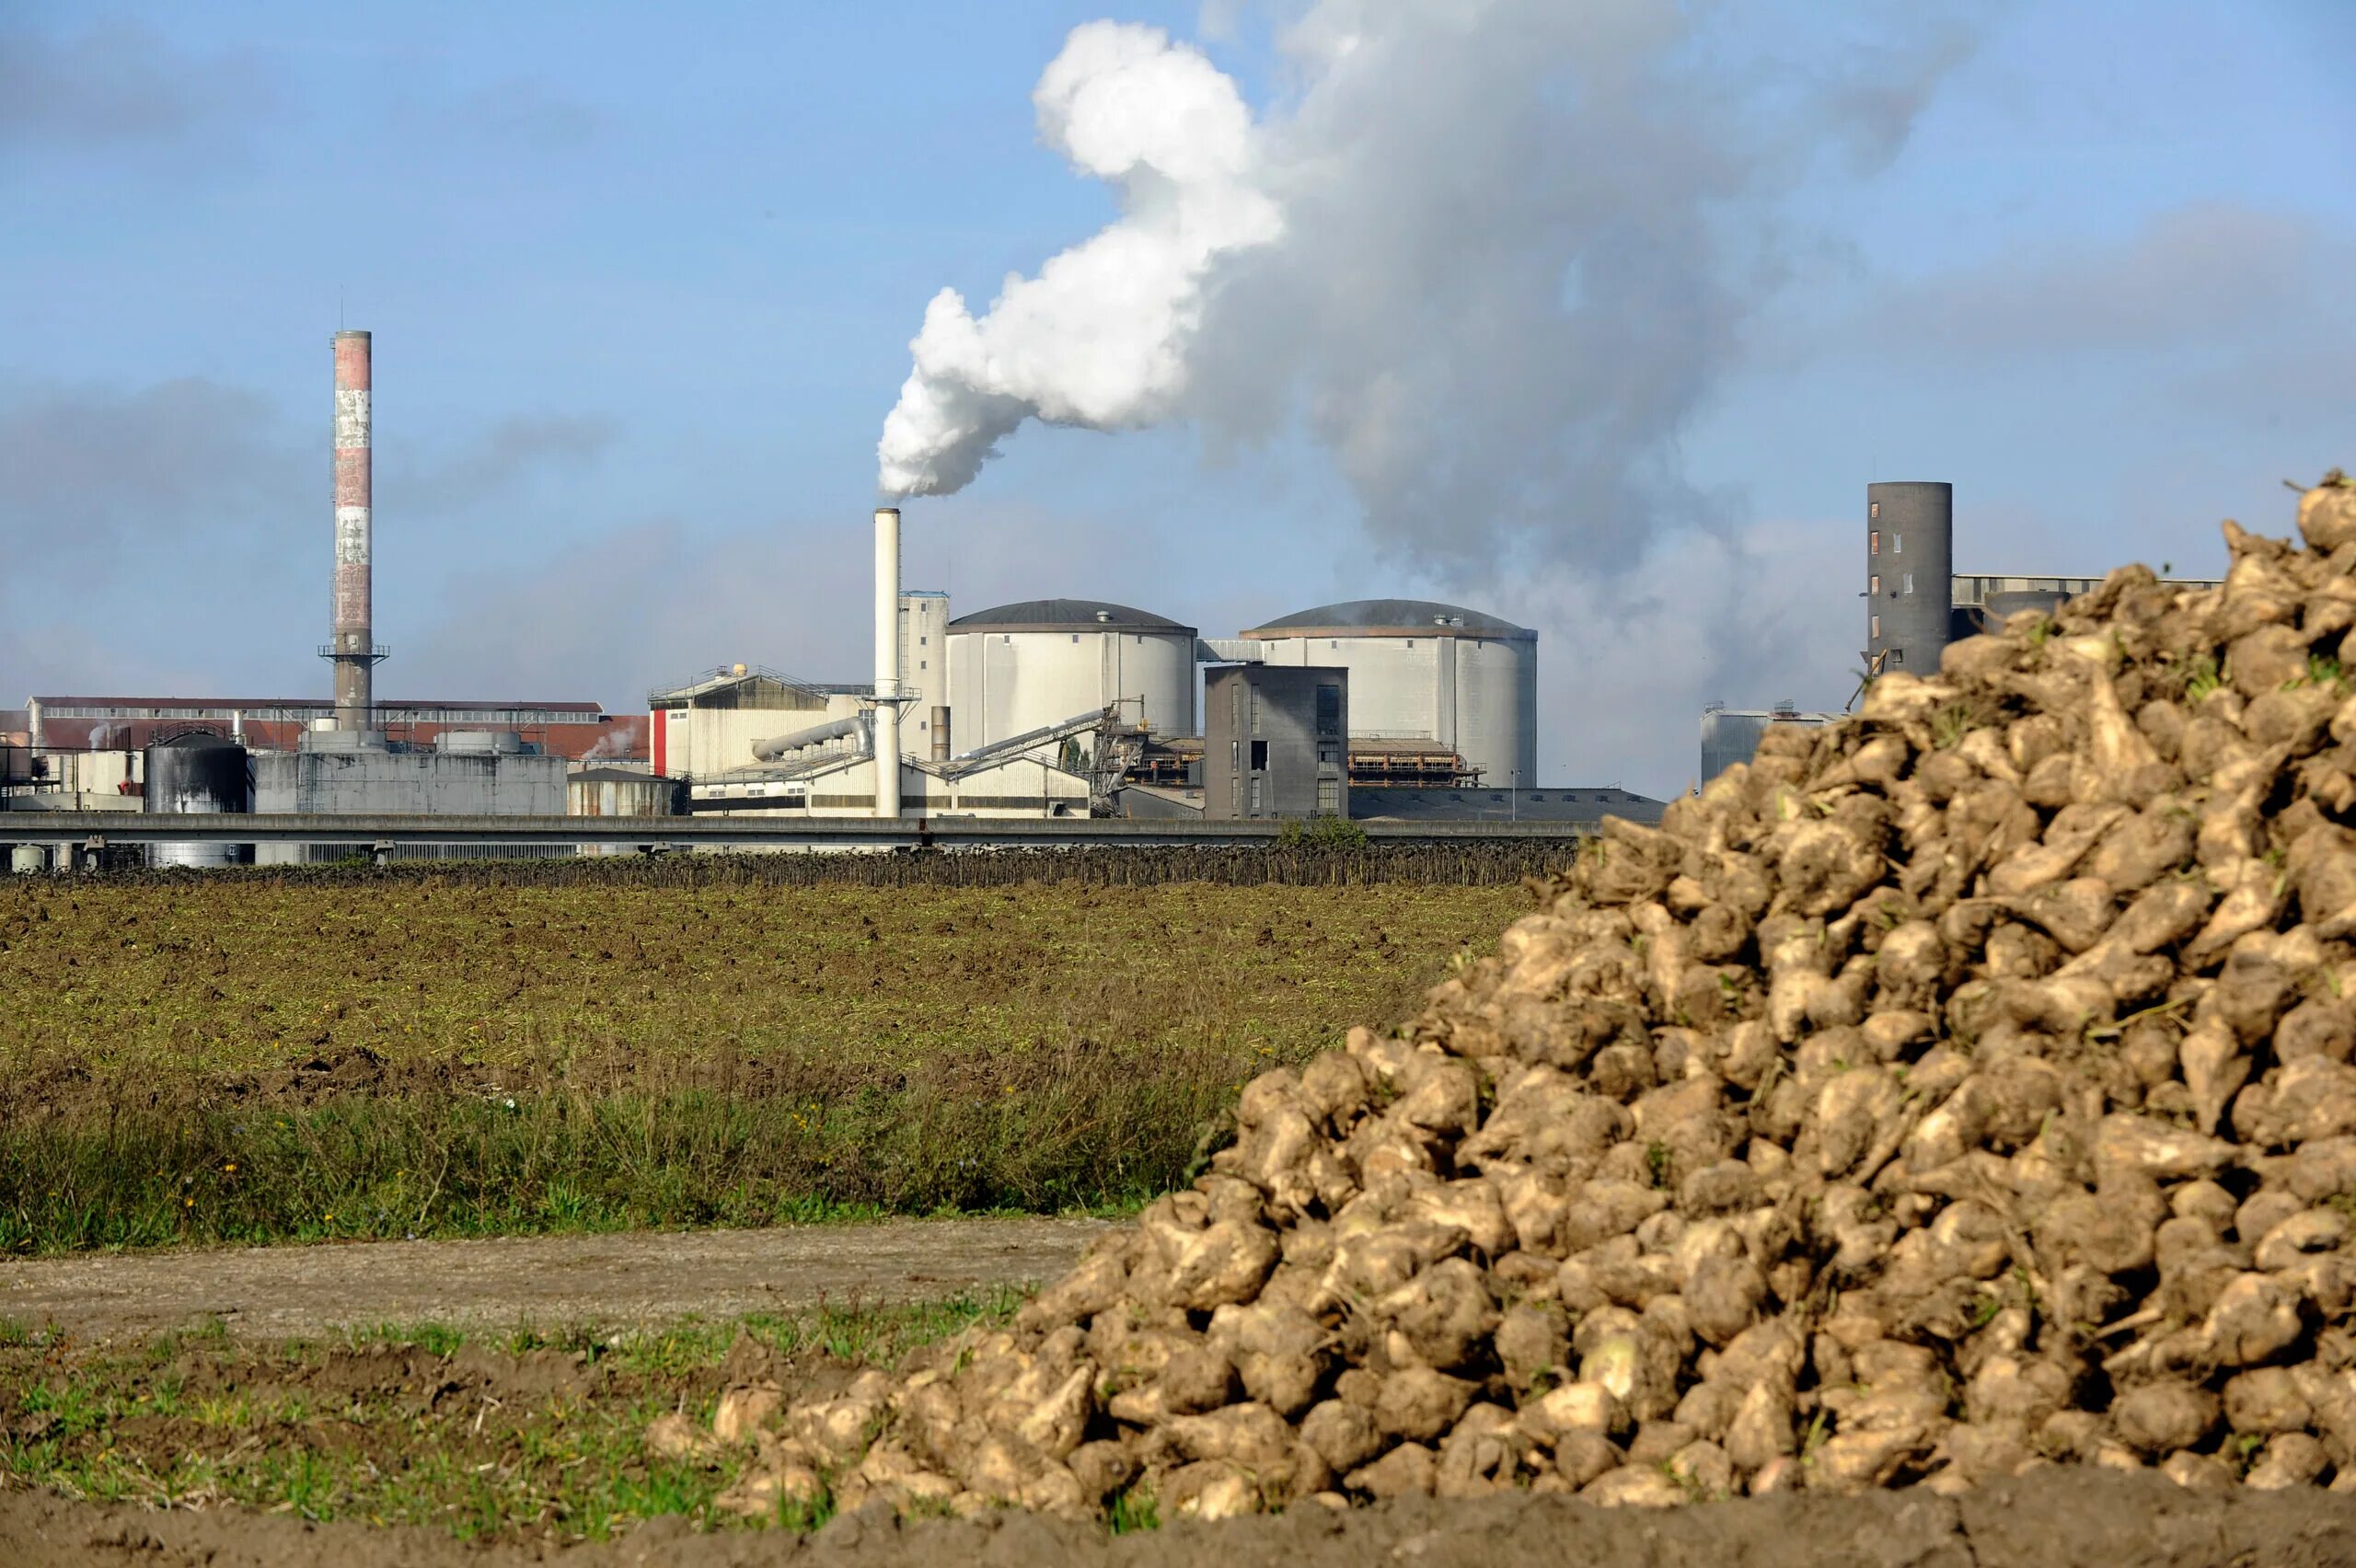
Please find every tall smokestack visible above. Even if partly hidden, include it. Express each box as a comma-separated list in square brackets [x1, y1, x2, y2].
[873, 506, 903, 818]
[330, 330, 376, 729]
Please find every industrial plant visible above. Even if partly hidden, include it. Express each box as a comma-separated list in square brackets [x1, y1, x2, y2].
[0, 331, 2218, 869]
[0, 330, 1662, 869]
[1696, 479, 2223, 786]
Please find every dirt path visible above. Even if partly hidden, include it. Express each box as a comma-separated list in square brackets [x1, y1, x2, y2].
[0, 1217, 1106, 1342]
[6, 1470, 2356, 1568]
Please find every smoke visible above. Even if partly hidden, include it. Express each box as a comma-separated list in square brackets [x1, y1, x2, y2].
[876, 2, 1975, 571]
[876, 21, 1281, 496]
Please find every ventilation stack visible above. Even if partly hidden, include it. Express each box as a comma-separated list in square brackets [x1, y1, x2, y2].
[328, 330, 383, 729]
[874, 506, 903, 818]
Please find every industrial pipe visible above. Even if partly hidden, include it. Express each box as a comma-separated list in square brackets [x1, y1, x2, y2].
[874, 506, 902, 818]
[751, 715, 861, 763]
[930, 705, 950, 763]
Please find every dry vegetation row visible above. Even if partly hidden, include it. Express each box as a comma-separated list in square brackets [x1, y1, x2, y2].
[0, 881, 1519, 1251]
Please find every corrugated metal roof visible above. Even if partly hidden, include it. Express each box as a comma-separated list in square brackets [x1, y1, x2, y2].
[948, 599, 1194, 634]
[1242, 599, 1534, 638]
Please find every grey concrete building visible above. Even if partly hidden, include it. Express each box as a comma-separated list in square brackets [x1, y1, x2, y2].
[252, 731, 565, 862]
[1700, 703, 1843, 785]
[1204, 664, 1347, 821]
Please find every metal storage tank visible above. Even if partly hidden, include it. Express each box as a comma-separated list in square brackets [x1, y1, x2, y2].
[143, 732, 250, 868]
[436, 730, 532, 755]
[1865, 482, 1954, 678]
[1241, 600, 1537, 790]
[946, 599, 1198, 749]
[567, 766, 686, 818]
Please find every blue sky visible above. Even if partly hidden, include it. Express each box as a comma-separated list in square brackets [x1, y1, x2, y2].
[3, 1, 2350, 792]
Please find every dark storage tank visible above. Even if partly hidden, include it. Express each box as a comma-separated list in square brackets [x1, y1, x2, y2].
[1865, 482, 1954, 679]
[144, 732, 251, 868]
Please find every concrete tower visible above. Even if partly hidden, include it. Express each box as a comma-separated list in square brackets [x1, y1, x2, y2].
[1865, 482, 1953, 679]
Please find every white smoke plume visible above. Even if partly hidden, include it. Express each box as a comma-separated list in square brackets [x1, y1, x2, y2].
[876, 21, 1280, 496]
[877, 2, 1974, 572]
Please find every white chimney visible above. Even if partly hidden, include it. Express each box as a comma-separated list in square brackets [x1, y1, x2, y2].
[873, 506, 903, 818]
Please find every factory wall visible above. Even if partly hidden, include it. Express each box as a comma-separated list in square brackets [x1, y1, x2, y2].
[1254, 634, 1534, 789]
[1700, 708, 1842, 785]
[251, 747, 565, 863]
[655, 693, 865, 780]
[689, 753, 1091, 818]
[899, 592, 950, 755]
[1203, 665, 1347, 820]
[947, 628, 1195, 749]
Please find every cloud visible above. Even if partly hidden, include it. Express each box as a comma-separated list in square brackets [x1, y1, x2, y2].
[0, 18, 275, 150]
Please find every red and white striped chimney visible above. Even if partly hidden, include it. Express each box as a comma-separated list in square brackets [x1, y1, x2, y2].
[330, 330, 375, 728]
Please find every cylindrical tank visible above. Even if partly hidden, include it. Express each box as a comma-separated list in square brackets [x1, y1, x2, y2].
[144, 732, 250, 868]
[946, 600, 1198, 749]
[1240, 600, 1537, 790]
[8, 845, 47, 875]
[930, 705, 951, 763]
[436, 730, 530, 755]
[566, 768, 685, 817]
[1865, 482, 1953, 678]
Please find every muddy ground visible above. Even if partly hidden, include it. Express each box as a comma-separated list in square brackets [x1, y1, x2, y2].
[0, 1217, 1105, 1342]
[6, 1470, 2356, 1568]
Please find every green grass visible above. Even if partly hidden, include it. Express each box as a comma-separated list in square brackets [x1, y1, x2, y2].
[1, 1295, 1020, 1543]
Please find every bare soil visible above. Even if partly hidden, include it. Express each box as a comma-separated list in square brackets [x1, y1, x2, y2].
[6, 1470, 2356, 1568]
[0, 1217, 1106, 1342]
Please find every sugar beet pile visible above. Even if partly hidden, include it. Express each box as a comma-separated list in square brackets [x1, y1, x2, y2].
[670, 478, 2356, 1519]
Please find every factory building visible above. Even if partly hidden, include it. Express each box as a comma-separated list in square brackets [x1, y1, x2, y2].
[251, 731, 566, 863]
[1700, 703, 1842, 785]
[20, 697, 642, 761]
[946, 600, 1198, 749]
[648, 666, 866, 780]
[1704, 483, 2226, 786]
[900, 591, 951, 753]
[1203, 664, 1348, 821]
[1237, 600, 1538, 791]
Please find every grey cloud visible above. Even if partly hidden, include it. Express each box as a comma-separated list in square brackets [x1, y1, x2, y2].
[0, 376, 305, 554]
[0, 18, 276, 149]
[1491, 517, 1861, 790]
[389, 77, 604, 155]
[1184, 1, 1983, 578]
[383, 415, 619, 515]
[1860, 203, 2340, 362]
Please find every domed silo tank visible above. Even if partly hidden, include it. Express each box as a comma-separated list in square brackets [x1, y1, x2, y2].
[144, 732, 251, 868]
[945, 599, 1199, 749]
[1241, 600, 1538, 790]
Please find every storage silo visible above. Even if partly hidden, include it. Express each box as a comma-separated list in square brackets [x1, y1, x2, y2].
[1865, 482, 1954, 676]
[144, 732, 250, 868]
[946, 599, 1197, 749]
[1241, 600, 1537, 789]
